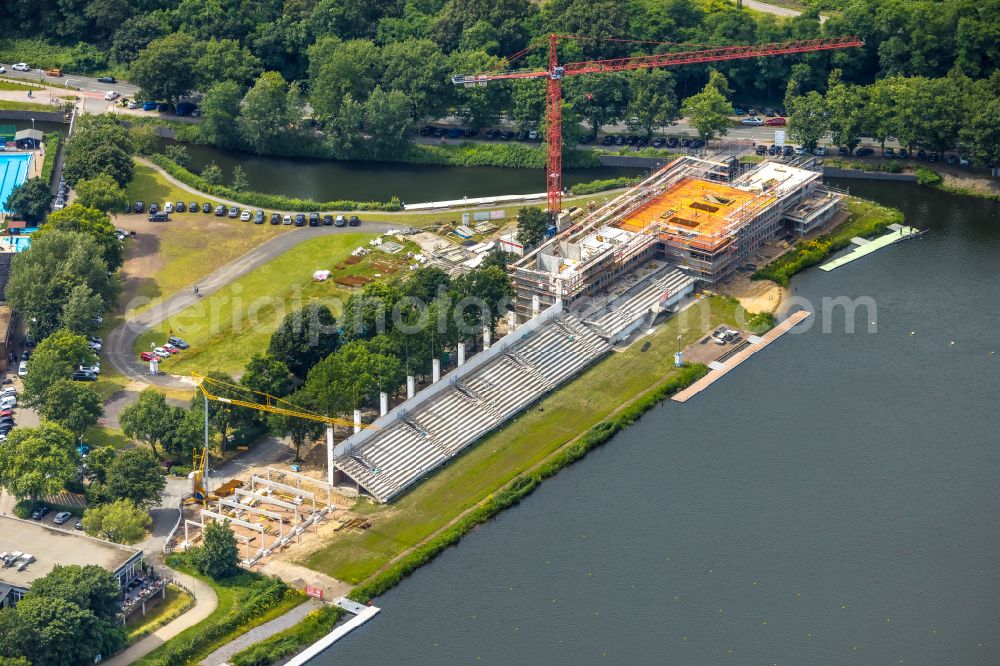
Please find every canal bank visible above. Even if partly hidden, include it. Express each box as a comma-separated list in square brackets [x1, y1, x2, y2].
[312, 180, 1000, 664]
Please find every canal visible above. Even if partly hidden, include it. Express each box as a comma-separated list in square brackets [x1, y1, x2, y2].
[174, 141, 647, 203]
[317, 181, 1000, 664]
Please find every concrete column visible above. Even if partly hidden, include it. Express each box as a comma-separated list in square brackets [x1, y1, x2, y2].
[379, 392, 388, 416]
[532, 295, 540, 318]
[432, 358, 441, 383]
[483, 326, 492, 350]
[406, 375, 415, 399]
[507, 310, 517, 330]
[353, 409, 361, 434]
[326, 427, 334, 486]
[457, 342, 466, 366]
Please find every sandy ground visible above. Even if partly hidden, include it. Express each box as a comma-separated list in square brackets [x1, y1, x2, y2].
[722, 274, 788, 314]
[938, 166, 1000, 198]
[114, 214, 166, 309]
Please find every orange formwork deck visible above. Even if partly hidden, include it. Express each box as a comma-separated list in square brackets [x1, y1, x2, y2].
[617, 177, 770, 252]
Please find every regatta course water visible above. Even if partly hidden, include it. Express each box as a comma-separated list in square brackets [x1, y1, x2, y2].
[320, 179, 1000, 665]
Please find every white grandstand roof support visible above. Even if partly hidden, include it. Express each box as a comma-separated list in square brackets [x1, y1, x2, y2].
[201, 509, 269, 555]
[183, 518, 203, 549]
[234, 487, 301, 512]
[250, 476, 317, 513]
[265, 466, 333, 507]
[217, 498, 284, 523]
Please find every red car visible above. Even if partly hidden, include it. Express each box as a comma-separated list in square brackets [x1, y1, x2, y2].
[765, 117, 787, 126]
[140, 351, 156, 361]
[162, 343, 180, 354]
[0, 409, 12, 418]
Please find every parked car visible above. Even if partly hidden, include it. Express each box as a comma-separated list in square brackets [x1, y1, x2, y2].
[838, 146, 850, 156]
[228, 207, 240, 218]
[164, 202, 174, 213]
[153, 347, 170, 358]
[0, 66, 5, 74]
[17, 361, 27, 378]
[764, 117, 786, 126]
[349, 215, 361, 227]
[294, 214, 306, 227]
[127, 100, 138, 109]
[601, 135, 614, 146]
[448, 127, 463, 139]
[782, 145, 793, 157]
[680, 138, 691, 148]
[282, 215, 292, 225]
[75, 519, 84, 530]
[927, 152, 939, 162]
[690, 139, 705, 149]
[12, 63, 31, 72]
[162, 344, 180, 354]
[97, 75, 116, 84]
[239, 210, 251, 221]
[946, 153, 958, 165]
[335, 215, 346, 227]
[202, 202, 212, 213]
[464, 128, 478, 137]
[79, 363, 100, 375]
[666, 137, 679, 148]
[755, 144, 767, 155]
[89, 335, 102, 347]
[214, 205, 226, 216]
[142, 101, 157, 111]
[72, 370, 97, 381]
[104, 90, 120, 101]
[652, 138, 665, 148]
[175, 201, 186, 212]
[167, 336, 189, 349]
[794, 146, 806, 155]
[149, 212, 169, 222]
[768, 144, 780, 156]
[31, 505, 49, 520]
[959, 155, 970, 166]
[898, 149, 910, 159]
[322, 214, 334, 226]
[419, 125, 434, 136]
[156, 103, 168, 112]
[270, 212, 282, 225]
[189, 202, 198, 212]
[140, 351, 157, 361]
[856, 147, 875, 157]
[741, 117, 764, 126]
[883, 147, 896, 159]
[134, 200, 145, 213]
[53, 511, 72, 525]
[916, 149, 927, 161]
[732, 107, 746, 116]
[250, 210, 262, 224]
[308, 212, 320, 226]
[813, 146, 827, 156]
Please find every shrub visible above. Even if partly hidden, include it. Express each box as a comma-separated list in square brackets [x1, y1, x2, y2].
[570, 176, 640, 195]
[40, 133, 62, 184]
[915, 166, 943, 187]
[148, 154, 403, 212]
[230, 605, 346, 666]
[347, 364, 707, 605]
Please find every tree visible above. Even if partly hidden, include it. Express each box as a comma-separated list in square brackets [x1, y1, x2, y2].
[196, 38, 262, 90]
[625, 69, 680, 139]
[130, 33, 202, 103]
[379, 39, 452, 118]
[567, 72, 629, 137]
[515, 206, 549, 248]
[449, 50, 510, 130]
[959, 72, 1000, 167]
[199, 81, 245, 149]
[201, 161, 224, 185]
[20, 329, 96, 406]
[364, 86, 414, 157]
[73, 175, 129, 214]
[62, 115, 134, 188]
[197, 520, 240, 579]
[162, 406, 204, 460]
[60, 283, 104, 336]
[36, 380, 103, 438]
[268, 390, 324, 461]
[824, 71, 867, 153]
[787, 90, 828, 151]
[118, 388, 176, 458]
[451, 265, 515, 336]
[28, 565, 120, 621]
[9, 595, 108, 666]
[33, 204, 124, 271]
[103, 447, 166, 508]
[164, 144, 191, 168]
[82, 499, 151, 545]
[3, 178, 51, 224]
[238, 71, 294, 155]
[327, 93, 365, 157]
[85, 446, 116, 485]
[268, 303, 340, 378]
[681, 78, 733, 141]
[241, 354, 294, 398]
[0, 423, 77, 502]
[110, 14, 167, 65]
[306, 339, 403, 415]
[128, 123, 159, 155]
[307, 38, 381, 123]
[231, 165, 249, 191]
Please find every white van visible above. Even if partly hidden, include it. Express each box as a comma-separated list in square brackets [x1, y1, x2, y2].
[17, 361, 27, 378]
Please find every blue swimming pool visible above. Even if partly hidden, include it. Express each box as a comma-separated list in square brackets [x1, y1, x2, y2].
[0, 153, 32, 213]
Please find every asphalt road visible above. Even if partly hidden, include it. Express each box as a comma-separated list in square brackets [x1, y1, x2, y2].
[0, 65, 139, 97]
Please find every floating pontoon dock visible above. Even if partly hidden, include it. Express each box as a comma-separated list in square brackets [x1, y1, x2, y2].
[819, 224, 920, 271]
[284, 598, 381, 665]
[672, 310, 812, 403]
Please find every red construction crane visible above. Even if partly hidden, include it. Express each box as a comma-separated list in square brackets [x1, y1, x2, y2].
[452, 34, 864, 215]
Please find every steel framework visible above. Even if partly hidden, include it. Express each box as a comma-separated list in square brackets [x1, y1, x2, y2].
[452, 35, 863, 214]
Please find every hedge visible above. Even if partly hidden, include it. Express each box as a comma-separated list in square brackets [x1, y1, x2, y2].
[915, 166, 943, 187]
[229, 605, 346, 666]
[400, 142, 601, 169]
[147, 154, 403, 212]
[41, 132, 62, 185]
[570, 176, 640, 195]
[347, 363, 708, 605]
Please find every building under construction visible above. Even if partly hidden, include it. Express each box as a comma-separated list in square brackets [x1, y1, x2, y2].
[511, 156, 843, 319]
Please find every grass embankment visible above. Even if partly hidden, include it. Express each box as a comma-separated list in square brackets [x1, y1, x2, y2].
[915, 166, 1000, 202]
[133, 233, 414, 375]
[752, 196, 904, 285]
[229, 605, 346, 666]
[125, 585, 194, 646]
[304, 295, 743, 584]
[570, 175, 640, 195]
[121, 163, 294, 315]
[0, 100, 57, 112]
[0, 79, 42, 91]
[83, 425, 133, 450]
[133, 553, 305, 666]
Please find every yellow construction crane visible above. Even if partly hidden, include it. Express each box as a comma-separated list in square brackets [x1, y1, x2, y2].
[191, 372, 378, 485]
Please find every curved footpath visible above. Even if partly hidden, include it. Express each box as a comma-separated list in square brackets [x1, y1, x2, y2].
[106, 221, 398, 388]
[102, 567, 217, 666]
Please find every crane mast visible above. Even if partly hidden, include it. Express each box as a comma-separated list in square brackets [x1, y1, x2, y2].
[452, 34, 864, 215]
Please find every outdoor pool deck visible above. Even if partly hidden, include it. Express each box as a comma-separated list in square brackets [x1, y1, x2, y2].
[0, 152, 32, 214]
[672, 310, 812, 403]
[819, 224, 919, 271]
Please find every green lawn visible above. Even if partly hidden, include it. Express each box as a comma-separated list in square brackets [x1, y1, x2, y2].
[125, 585, 194, 645]
[0, 99, 56, 112]
[304, 296, 744, 583]
[0, 79, 42, 91]
[83, 426, 134, 451]
[124, 162, 229, 212]
[133, 233, 416, 376]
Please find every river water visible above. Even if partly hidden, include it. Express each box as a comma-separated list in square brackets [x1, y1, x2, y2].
[317, 180, 1000, 665]
[176, 142, 646, 203]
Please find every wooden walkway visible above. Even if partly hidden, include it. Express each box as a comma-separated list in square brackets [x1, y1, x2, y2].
[672, 310, 811, 403]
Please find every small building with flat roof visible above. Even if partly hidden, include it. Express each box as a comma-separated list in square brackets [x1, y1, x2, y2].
[14, 129, 43, 150]
[0, 515, 143, 607]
